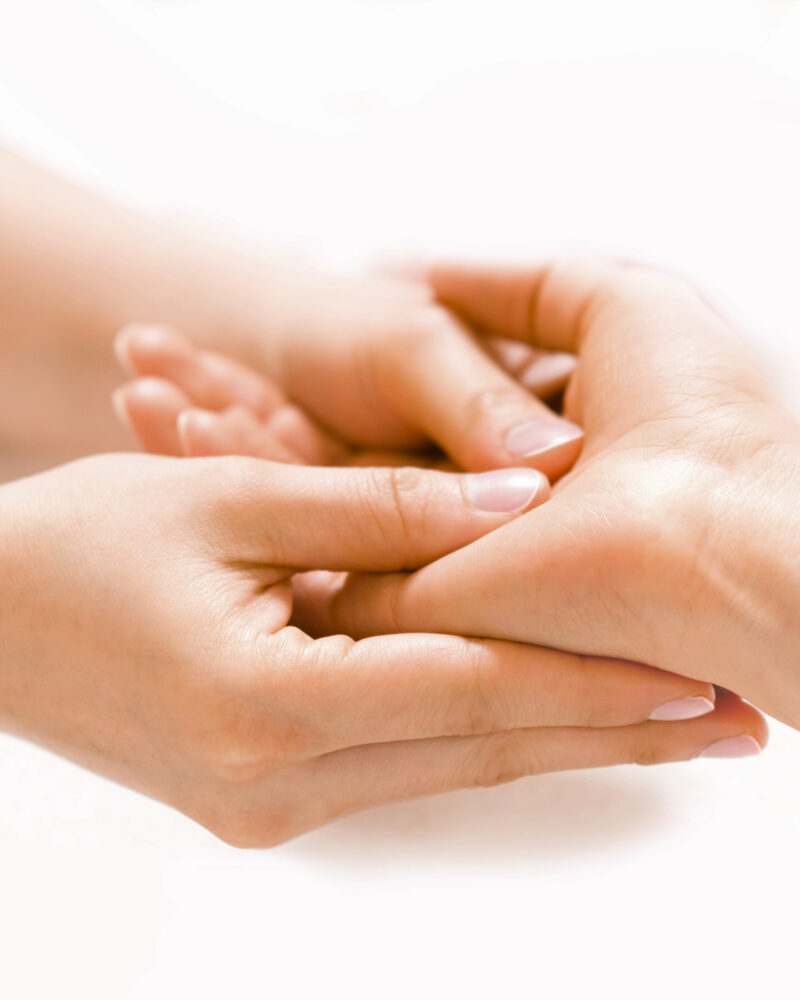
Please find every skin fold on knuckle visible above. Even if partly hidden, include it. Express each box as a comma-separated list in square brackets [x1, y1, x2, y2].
[629, 732, 681, 768]
[443, 639, 507, 737]
[199, 724, 277, 788]
[360, 465, 428, 561]
[298, 632, 363, 748]
[193, 683, 308, 789]
[469, 731, 547, 789]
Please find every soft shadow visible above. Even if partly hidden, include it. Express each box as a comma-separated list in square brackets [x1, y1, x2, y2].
[292, 767, 674, 869]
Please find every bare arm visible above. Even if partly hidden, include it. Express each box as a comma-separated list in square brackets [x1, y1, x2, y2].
[0, 147, 580, 484]
[0, 147, 281, 471]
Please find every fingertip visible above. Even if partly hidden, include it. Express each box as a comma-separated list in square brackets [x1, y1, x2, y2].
[463, 467, 550, 515]
[519, 352, 577, 397]
[504, 416, 584, 480]
[692, 688, 769, 757]
[112, 376, 191, 455]
[114, 323, 190, 374]
[176, 406, 220, 457]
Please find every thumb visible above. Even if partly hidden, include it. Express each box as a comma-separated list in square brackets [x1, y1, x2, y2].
[373, 306, 584, 480]
[290, 489, 642, 668]
[207, 458, 549, 571]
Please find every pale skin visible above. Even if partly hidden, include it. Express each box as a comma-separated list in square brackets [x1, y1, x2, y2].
[0, 455, 750, 848]
[0, 146, 580, 480]
[120, 257, 800, 750]
[290, 259, 800, 736]
[1, 152, 759, 846]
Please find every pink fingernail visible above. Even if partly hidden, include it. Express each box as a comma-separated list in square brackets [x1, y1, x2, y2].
[505, 417, 583, 458]
[699, 735, 762, 759]
[649, 696, 715, 722]
[464, 469, 546, 513]
[521, 352, 576, 391]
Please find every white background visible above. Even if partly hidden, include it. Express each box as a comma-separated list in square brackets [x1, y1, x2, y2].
[1, 1, 799, 997]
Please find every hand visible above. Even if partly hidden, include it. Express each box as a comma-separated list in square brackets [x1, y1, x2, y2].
[116, 269, 585, 479]
[0, 453, 758, 845]
[113, 324, 348, 465]
[303, 258, 800, 736]
[0, 148, 578, 474]
[113, 324, 448, 469]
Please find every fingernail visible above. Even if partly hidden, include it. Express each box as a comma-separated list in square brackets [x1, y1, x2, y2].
[178, 407, 217, 435]
[111, 388, 133, 432]
[464, 468, 546, 513]
[649, 696, 715, 722]
[114, 323, 171, 370]
[505, 417, 583, 458]
[699, 735, 762, 759]
[521, 352, 576, 391]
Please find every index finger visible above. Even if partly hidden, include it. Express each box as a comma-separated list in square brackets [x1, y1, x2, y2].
[428, 258, 751, 362]
[427, 260, 602, 352]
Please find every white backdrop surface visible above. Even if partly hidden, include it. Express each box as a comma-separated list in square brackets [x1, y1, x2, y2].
[1, 1, 799, 997]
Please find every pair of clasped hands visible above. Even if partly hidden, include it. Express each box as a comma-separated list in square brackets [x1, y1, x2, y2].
[9, 257, 800, 847]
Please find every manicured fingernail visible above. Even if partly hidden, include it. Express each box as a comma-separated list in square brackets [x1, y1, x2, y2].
[649, 696, 715, 722]
[464, 468, 546, 513]
[521, 352, 576, 391]
[699, 735, 762, 759]
[505, 417, 583, 458]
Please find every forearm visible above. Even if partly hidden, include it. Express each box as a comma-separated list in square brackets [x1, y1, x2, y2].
[0, 148, 292, 462]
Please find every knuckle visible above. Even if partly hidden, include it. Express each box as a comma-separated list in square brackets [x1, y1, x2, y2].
[263, 629, 355, 757]
[193, 694, 308, 786]
[449, 642, 502, 736]
[201, 731, 271, 786]
[630, 738, 666, 768]
[471, 733, 543, 789]
[362, 465, 428, 551]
